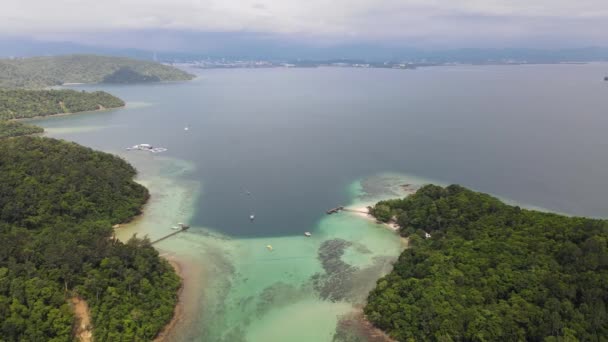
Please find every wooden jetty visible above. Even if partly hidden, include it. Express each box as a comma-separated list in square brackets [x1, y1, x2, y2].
[326, 206, 344, 215]
[150, 223, 190, 245]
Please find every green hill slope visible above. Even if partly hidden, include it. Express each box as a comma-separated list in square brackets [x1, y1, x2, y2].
[0, 55, 194, 88]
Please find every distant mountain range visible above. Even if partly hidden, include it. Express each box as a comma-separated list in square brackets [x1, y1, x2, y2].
[2, 36, 608, 64]
[0, 38, 154, 60]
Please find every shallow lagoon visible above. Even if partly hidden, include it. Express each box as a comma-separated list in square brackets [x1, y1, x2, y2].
[113, 155, 414, 341]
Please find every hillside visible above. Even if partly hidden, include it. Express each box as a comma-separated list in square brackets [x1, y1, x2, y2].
[366, 185, 608, 341]
[0, 137, 180, 341]
[0, 55, 194, 88]
[0, 120, 44, 138]
[0, 89, 125, 120]
[102, 66, 161, 84]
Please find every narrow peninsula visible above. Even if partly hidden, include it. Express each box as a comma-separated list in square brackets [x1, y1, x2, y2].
[365, 184, 608, 341]
[0, 89, 125, 120]
[0, 89, 126, 138]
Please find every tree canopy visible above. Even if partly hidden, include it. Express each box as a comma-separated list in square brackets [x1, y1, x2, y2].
[0, 137, 180, 341]
[0, 121, 43, 138]
[365, 184, 608, 341]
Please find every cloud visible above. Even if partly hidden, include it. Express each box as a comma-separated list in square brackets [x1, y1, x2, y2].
[2, 0, 608, 46]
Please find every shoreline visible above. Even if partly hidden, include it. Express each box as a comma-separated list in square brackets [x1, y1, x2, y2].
[112, 180, 187, 341]
[111, 186, 150, 236]
[346, 205, 401, 232]
[17, 105, 126, 122]
[358, 311, 398, 342]
[114, 203, 188, 341]
[341, 205, 409, 342]
[113, 199, 148, 234]
[154, 255, 185, 342]
[335, 309, 397, 342]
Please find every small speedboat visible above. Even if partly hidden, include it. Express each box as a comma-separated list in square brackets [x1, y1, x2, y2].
[304, 232, 312, 237]
[250, 214, 255, 221]
[266, 245, 273, 251]
[171, 226, 180, 230]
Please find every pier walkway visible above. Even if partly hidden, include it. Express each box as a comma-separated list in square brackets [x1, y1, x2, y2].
[150, 225, 190, 245]
[326, 207, 369, 215]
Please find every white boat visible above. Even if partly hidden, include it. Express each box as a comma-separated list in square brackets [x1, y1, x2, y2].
[171, 226, 180, 230]
[184, 127, 189, 131]
[126, 144, 167, 153]
[250, 214, 255, 221]
[304, 232, 312, 237]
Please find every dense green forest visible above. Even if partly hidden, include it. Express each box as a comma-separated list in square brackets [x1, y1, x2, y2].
[0, 120, 43, 138]
[0, 89, 124, 120]
[0, 55, 194, 88]
[366, 185, 608, 341]
[0, 137, 180, 341]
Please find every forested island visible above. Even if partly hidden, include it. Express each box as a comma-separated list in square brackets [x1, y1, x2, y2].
[0, 137, 180, 341]
[0, 55, 194, 88]
[366, 185, 608, 341]
[0, 89, 125, 120]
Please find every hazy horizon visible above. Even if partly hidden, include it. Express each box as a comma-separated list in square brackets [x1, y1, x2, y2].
[3, 0, 608, 56]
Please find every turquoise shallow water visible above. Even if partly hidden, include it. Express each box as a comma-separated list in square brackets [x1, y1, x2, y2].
[31, 64, 608, 341]
[116, 156, 414, 341]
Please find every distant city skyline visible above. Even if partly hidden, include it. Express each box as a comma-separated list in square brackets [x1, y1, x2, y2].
[2, 0, 608, 51]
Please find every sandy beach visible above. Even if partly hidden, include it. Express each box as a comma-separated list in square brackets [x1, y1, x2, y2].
[346, 206, 401, 232]
[154, 255, 185, 342]
[17, 105, 126, 122]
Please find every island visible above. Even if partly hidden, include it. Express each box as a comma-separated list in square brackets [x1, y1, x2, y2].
[0, 54, 194, 88]
[365, 184, 608, 341]
[0, 136, 180, 341]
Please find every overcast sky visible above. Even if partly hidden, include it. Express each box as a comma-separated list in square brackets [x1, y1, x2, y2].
[2, 0, 608, 47]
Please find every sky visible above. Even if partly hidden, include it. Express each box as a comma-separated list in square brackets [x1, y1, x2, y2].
[2, 0, 608, 49]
